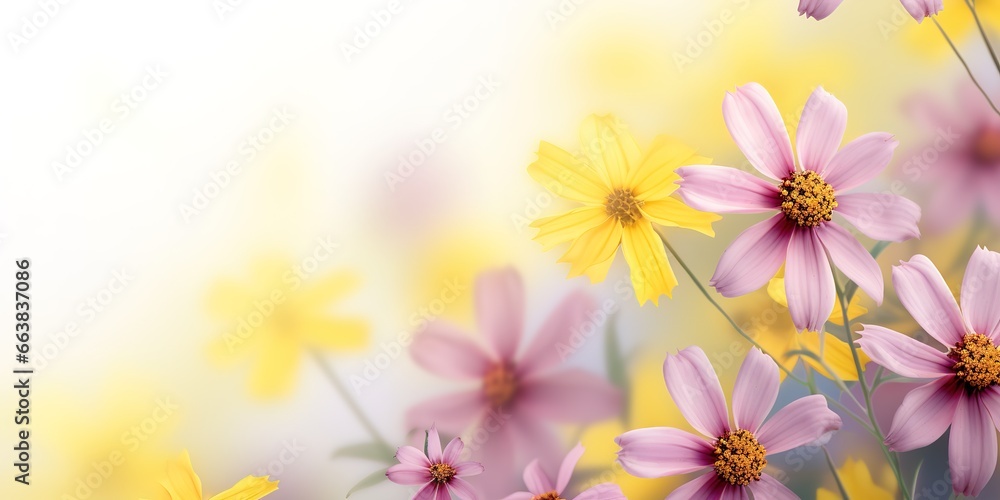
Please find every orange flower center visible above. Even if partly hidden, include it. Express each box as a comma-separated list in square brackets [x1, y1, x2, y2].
[531, 492, 565, 500]
[713, 429, 767, 486]
[483, 364, 517, 408]
[429, 463, 457, 484]
[779, 171, 837, 227]
[974, 128, 1000, 166]
[950, 333, 1000, 390]
[605, 188, 644, 226]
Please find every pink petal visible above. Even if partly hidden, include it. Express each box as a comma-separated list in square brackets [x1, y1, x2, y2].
[411, 324, 494, 379]
[892, 254, 968, 347]
[885, 377, 961, 451]
[747, 474, 798, 500]
[454, 461, 485, 477]
[950, 392, 998, 497]
[442, 437, 465, 465]
[396, 446, 431, 467]
[722, 83, 796, 180]
[556, 443, 585, 492]
[710, 214, 794, 297]
[427, 426, 444, 463]
[666, 472, 726, 500]
[756, 394, 841, 454]
[434, 483, 452, 500]
[674, 165, 780, 214]
[387, 464, 430, 485]
[663, 347, 730, 438]
[798, 0, 845, 20]
[615, 427, 714, 477]
[499, 494, 533, 500]
[523, 459, 554, 494]
[856, 325, 953, 378]
[407, 390, 487, 436]
[979, 386, 1000, 431]
[797, 86, 848, 173]
[518, 290, 597, 377]
[732, 348, 779, 433]
[835, 192, 921, 242]
[572, 483, 627, 500]
[413, 482, 440, 500]
[785, 228, 835, 332]
[475, 268, 524, 361]
[824, 132, 898, 192]
[448, 478, 481, 500]
[816, 222, 884, 304]
[900, 0, 943, 22]
[517, 369, 621, 424]
[961, 247, 1000, 340]
[719, 484, 750, 500]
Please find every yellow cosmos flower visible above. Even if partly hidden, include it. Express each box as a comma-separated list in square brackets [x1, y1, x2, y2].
[148, 450, 277, 500]
[817, 457, 896, 500]
[528, 115, 720, 305]
[208, 258, 369, 397]
[760, 275, 870, 382]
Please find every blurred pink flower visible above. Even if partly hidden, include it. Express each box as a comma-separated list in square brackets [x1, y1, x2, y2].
[387, 426, 484, 500]
[857, 248, 1000, 497]
[677, 83, 920, 331]
[408, 267, 621, 496]
[616, 346, 842, 499]
[798, 0, 941, 21]
[500, 443, 625, 500]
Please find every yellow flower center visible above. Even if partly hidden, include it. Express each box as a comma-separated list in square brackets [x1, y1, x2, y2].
[429, 463, 457, 484]
[605, 188, 644, 226]
[531, 492, 565, 500]
[974, 128, 1000, 166]
[949, 333, 1000, 390]
[483, 364, 517, 409]
[779, 171, 837, 227]
[713, 429, 767, 486]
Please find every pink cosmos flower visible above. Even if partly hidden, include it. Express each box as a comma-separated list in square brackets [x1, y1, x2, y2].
[387, 426, 485, 500]
[500, 443, 626, 500]
[676, 83, 921, 331]
[408, 267, 622, 496]
[857, 248, 1000, 497]
[798, 0, 942, 21]
[615, 346, 842, 499]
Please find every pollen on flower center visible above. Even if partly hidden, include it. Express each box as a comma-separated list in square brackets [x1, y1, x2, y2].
[949, 333, 1000, 390]
[713, 429, 767, 486]
[605, 188, 644, 226]
[531, 492, 565, 500]
[429, 463, 456, 484]
[483, 364, 517, 408]
[779, 171, 837, 227]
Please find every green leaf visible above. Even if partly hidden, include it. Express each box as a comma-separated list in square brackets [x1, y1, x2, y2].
[604, 314, 630, 423]
[346, 468, 388, 498]
[332, 442, 395, 464]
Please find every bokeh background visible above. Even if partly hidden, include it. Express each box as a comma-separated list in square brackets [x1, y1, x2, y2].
[2, 0, 1000, 498]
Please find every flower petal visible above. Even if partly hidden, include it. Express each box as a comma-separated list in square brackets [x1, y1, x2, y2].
[517, 369, 621, 424]
[615, 427, 714, 477]
[407, 390, 487, 436]
[386, 464, 431, 485]
[411, 325, 494, 379]
[835, 192, 921, 242]
[518, 290, 598, 377]
[556, 443, 585, 492]
[785, 228, 836, 332]
[798, 86, 848, 173]
[447, 478, 480, 500]
[639, 198, 720, 237]
[396, 446, 431, 467]
[666, 473, 725, 499]
[899, 0, 943, 22]
[949, 392, 998, 498]
[884, 377, 961, 451]
[663, 346, 730, 438]
[627, 135, 705, 199]
[823, 132, 898, 192]
[733, 348, 780, 433]
[797, 0, 845, 20]
[454, 461, 485, 477]
[559, 217, 623, 280]
[621, 222, 677, 305]
[499, 494, 533, 500]
[530, 207, 610, 251]
[711, 214, 794, 297]
[675, 165, 781, 214]
[427, 426, 444, 463]
[413, 482, 440, 500]
[442, 437, 465, 465]
[527, 141, 609, 204]
[579, 114, 640, 188]
[892, 254, 968, 347]
[816, 222, 884, 304]
[856, 325, 953, 378]
[747, 473, 798, 500]
[523, 459, 554, 495]
[573, 483, 627, 500]
[756, 394, 841, 454]
[475, 268, 524, 361]
[208, 475, 279, 500]
[961, 247, 1000, 340]
[723, 83, 796, 180]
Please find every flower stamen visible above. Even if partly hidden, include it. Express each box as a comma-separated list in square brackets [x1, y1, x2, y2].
[605, 188, 644, 226]
[713, 429, 767, 486]
[483, 364, 517, 409]
[779, 171, 837, 227]
[429, 463, 457, 484]
[531, 492, 565, 500]
[950, 333, 1000, 390]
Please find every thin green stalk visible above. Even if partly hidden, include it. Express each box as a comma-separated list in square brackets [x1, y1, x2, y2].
[965, 0, 1000, 76]
[823, 446, 851, 500]
[933, 17, 1000, 116]
[310, 350, 393, 451]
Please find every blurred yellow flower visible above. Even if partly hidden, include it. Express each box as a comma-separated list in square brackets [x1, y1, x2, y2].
[817, 457, 896, 500]
[903, 0, 1000, 55]
[208, 258, 369, 397]
[528, 115, 720, 305]
[149, 450, 278, 500]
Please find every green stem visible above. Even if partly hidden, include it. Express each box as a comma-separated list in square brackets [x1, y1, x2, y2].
[964, 0, 1000, 77]
[933, 16, 1000, 117]
[310, 350, 393, 451]
[823, 446, 851, 500]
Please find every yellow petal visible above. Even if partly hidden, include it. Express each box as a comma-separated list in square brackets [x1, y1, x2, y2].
[620, 223, 677, 305]
[527, 141, 609, 204]
[298, 271, 362, 309]
[766, 275, 788, 308]
[249, 335, 300, 398]
[209, 475, 279, 500]
[206, 280, 257, 317]
[579, 114, 641, 189]
[754, 323, 801, 382]
[818, 457, 895, 500]
[530, 207, 610, 251]
[582, 251, 617, 284]
[160, 450, 203, 500]
[828, 293, 868, 325]
[799, 331, 869, 382]
[559, 217, 623, 280]
[301, 317, 370, 351]
[639, 198, 720, 237]
[628, 135, 708, 199]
